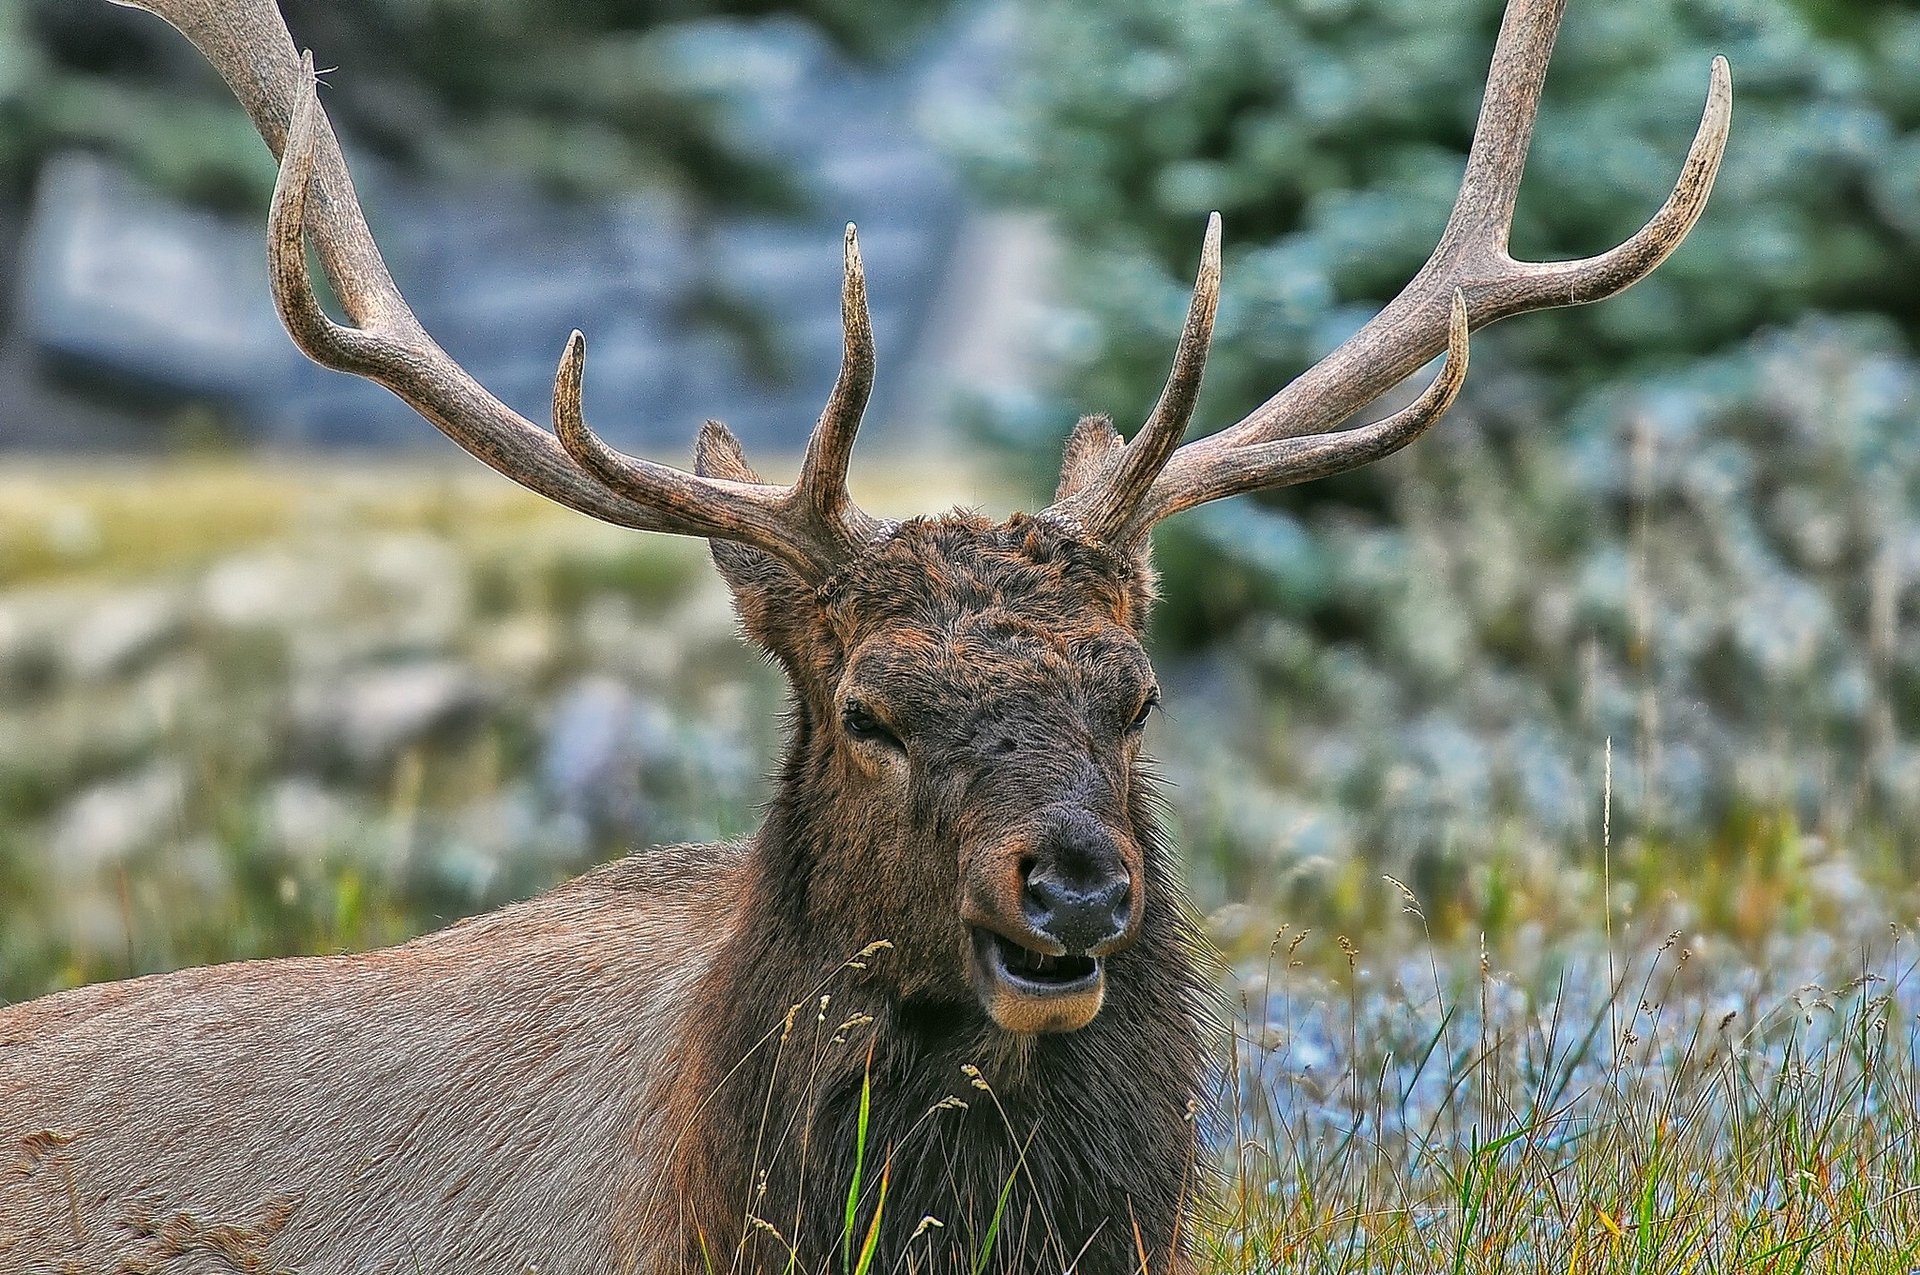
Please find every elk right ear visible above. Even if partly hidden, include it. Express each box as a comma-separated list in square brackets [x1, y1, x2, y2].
[694, 421, 821, 657]
[1053, 415, 1124, 504]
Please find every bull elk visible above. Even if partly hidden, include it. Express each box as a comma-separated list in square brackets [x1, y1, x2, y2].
[0, 0, 1730, 1270]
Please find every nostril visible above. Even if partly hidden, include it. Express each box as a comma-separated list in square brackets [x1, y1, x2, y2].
[1022, 863, 1133, 950]
[1021, 863, 1063, 917]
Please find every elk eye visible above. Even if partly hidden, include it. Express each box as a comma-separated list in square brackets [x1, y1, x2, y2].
[1128, 692, 1161, 733]
[841, 702, 904, 751]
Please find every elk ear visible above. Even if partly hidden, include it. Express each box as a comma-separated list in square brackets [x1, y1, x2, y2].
[694, 421, 819, 657]
[1053, 415, 1124, 503]
[693, 418, 762, 484]
[1054, 414, 1160, 584]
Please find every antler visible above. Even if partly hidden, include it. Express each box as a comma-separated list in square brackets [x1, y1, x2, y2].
[1049, 0, 1733, 545]
[115, 0, 887, 582]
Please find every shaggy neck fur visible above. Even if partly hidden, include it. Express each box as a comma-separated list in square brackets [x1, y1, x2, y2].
[630, 709, 1214, 1274]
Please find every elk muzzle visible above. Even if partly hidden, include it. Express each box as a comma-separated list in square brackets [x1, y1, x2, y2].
[962, 807, 1143, 1034]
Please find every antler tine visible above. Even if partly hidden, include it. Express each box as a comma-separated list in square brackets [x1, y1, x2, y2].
[256, 47, 680, 533]
[1061, 213, 1222, 541]
[266, 54, 382, 373]
[122, 0, 888, 582]
[554, 225, 891, 577]
[1089, 0, 1731, 541]
[1151, 293, 1470, 523]
[552, 334, 867, 579]
[792, 225, 883, 547]
[549, 332, 779, 555]
[1446, 0, 1567, 247]
[1504, 54, 1731, 310]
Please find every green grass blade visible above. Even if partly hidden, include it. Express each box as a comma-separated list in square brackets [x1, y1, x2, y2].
[843, 1064, 873, 1274]
[973, 1162, 1022, 1275]
[851, 1163, 891, 1275]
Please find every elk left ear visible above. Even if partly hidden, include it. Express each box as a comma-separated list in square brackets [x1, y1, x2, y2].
[694, 421, 821, 659]
[1053, 415, 1161, 591]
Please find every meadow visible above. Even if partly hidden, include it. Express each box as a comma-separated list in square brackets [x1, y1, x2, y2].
[2, 463, 1914, 1272]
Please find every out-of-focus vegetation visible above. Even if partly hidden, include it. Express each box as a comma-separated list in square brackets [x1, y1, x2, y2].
[0, 0, 952, 207]
[0, 464, 1046, 1000]
[6, 470, 1918, 1272]
[950, 0, 1920, 920]
[6, 467, 1913, 1003]
[0, 466, 770, 994]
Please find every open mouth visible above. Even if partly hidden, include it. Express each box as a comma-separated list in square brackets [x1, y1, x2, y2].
[970, 927, 1102, 995]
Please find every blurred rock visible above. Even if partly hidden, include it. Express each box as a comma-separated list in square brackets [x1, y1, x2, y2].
[668, 579, 747, 653]
[45, 762, 187, 874]
[436, 784, 587, 893]
[263, 779, 361, 864]
[200, 551, 342, 629]
[1806, 857, 1871, 916]
[16, 11, 974, 452]
[474, 614, 560, 683]
[541, 677, 639, 809]
[20, 153, 291, 401]
[362, 534, 472, 650]
[296, 661, 494, 770]
[159, 835, 234, 904]
[62, 586, 189, 681]
[580, 596, 690, 685]
[1206, 902, 1259, 946]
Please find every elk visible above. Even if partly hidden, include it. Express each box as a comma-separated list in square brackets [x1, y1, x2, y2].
[0, 1, 1729, 1270]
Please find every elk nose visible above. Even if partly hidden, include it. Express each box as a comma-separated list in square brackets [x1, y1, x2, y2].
[1022, 861, 1132, 954]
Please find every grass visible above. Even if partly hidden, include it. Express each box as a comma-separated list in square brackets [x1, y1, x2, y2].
[3, 461, 1916, 1270]
[1203, 913, 1920, 1273]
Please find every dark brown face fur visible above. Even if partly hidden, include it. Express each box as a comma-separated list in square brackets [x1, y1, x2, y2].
[714, 511, 1160, 1034]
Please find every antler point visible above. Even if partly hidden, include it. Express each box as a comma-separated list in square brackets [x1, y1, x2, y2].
[842, 227, 866, 287]
[553, 331, 592, 450]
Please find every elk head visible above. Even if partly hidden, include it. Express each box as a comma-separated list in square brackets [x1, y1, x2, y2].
[115, 0, 1732, 1035]
[700, 480, 1168, 1034]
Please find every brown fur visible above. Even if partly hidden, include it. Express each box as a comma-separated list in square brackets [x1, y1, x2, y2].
[0, 488, 1213, 1274]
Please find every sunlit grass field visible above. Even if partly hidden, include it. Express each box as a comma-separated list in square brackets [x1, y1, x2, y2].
[2, 462, 1915, 1272]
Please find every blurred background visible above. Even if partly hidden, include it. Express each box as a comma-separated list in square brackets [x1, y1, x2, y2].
[3, 0, 1919, 1001]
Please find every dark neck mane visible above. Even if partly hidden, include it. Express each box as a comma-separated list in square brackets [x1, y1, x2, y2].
[630, 727, 1214, 1274]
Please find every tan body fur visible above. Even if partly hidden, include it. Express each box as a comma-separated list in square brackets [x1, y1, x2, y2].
[1, 846, 745, 1272]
